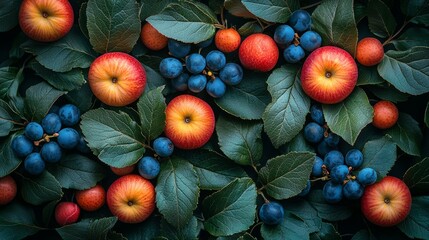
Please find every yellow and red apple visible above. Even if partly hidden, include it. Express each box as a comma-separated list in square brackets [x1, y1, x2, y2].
[361, 176, 412, 227]
[164, 94, 215, 150]
[106, 174, 155, 223]
[88, 52, 146, 107]
[300, 46, 358, 104]
[19, 0, 74, 42]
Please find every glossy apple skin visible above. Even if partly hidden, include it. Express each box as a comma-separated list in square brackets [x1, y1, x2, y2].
[110, 164, 136, 176]
[75, 184, 106, 212]
[19, 0, 74, 42]
[238, 33, 279, 72]
[88, 52, 146, 107]
[164, 94, 215, 150]
[361, 176, 412, 227]
[0, 175, 17, 205]
[107, 174, 155, 223]
[372, 100, 399, 129]
[356, 37, 384, 66]
[55, 202, 80, 226]
[301, 46, 358, 104]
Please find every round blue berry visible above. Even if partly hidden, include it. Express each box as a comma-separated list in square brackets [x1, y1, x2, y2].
[322, 180, 343, 203]
[11, 135, 34, 158]
[298, 180, 311, 197]
[186, 53, 206, 74]
[219, 63, 243, 86]
[283, 44, 305, 63]
[303, 122, 324, 143]
[274, 24, 295, 45]
[159, 57, 183, 79]
[153, 137, 174, 158]
[357, 168, 377, 186]
[324, 132, 340, 147]
[25, 122, 44, 141]
[57, 128, 80, 149]
[206, 77, 227, 98]
[24, 152, 45, 175]
[259, 201, 284, 225]
[40, 141, 62, 163]
[312, 156, 324, 177]
[289, 9, 312, 32]
[330, 164, 349, 184]
[310, 104, 324, 125]
[59, 104, 80, 127]
[172, 73, 189, 91]
[138, 156, 160, 180]
[343, 180, 364, 200]
[168, 39, 191, 58]
[41, 113, 62, 135]
[206, 50, 226, 71]
[300, 31, 322, 52]
[317, 140, 334, 158]
[188, 74, 207, 93]
[323, 150, 344, 171]
[345, 149, 364, 169]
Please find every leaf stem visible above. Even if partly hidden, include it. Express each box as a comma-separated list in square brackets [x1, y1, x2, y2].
[249, 222, 263, 235]
[302, 1, 322, 10]
[383, 20, 409, 46]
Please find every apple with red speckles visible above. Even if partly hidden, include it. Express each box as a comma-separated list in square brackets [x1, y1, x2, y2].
[238, 33, 279, 72]
[372, 100, 399, 129]
[55, 202, 80, 226]
[0, 175, 17, 205]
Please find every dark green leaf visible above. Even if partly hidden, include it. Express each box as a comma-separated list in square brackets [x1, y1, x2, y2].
[24, 82, 65, 122]
[140, 0, 177, 20]
[147, 1, 219, 43]
[386, 113, 422, 156]
[411, 10, 429, 26]
[137, 86, 166, 142]
[216, 115, 263, 166]
[47, 154, 105, 190]
[78, 3, 89, 38]
[391, 28, 429, 51]
[225, 0, 256, 19]
[143, 64, 169, 93]
[160, 216, 201, 240]
[323, 88, 373, 145]
[367, 0, 397, 38]
[354, 2, 366, 23]
[86, 0, 141, 53]
[238, 21, 263, 37]
[259, 152, 315, 199]
[89, 217, 118, 240]
[156, 157, 199, 228]
[351, 229, 375, 240]
[377, 47, 429, 95]
[368, 85, 410, 103]
[281, 132, 314, 153]
[0, 0, 19, 32]
[312, 0, 358, 56]
[426, 101, 429, 128]
[361, 136, 397, 178]
[403, 157, 429, 195]
[122, 216, 160, 240]
[0, 135, 22, 177]
[397, 196, 429, 239]
[0, 202, 41, 240]
[285, 200, 322, 233]
[80, 108, 146, 168]
[237, 233, 257, 240]
[65, 84, 95, 113]
[0, 66, 19, 99]
[261, 213, 310, 240]
[56, 217, 118, 240]
[42, 199, 59, 227]
[310, 222, 341, 240]
[263, 66, 310, 148]
[0, 102, 14, 137]
[241, 0, 299, 23]
[307, 190, 353, 221]
[401, 0, 429, 17]
[20, 171, 63, 205]
[357, 66, 384, 86]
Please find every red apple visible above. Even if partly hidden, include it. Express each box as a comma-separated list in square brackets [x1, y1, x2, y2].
[19, 0, 74, 42]
[110, 164, 136, 176]
[0, 175, 17, 205]
[88, 52, 146, 107]
[372, 100, 399, 129]
[55, 202, 80, 226]
[361, 176, 412, 227]
[356, 37, 384, 67]
[75, 184, 106, 212]
[238, 33, 279, 72]
[106, 174, 155, 223]
[301, 46, 358, 104]
[164, 94, 215, 150]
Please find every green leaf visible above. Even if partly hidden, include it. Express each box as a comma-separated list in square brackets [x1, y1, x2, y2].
[0, 103, 14, 137]
[367, 0, 397, 38]
[80, 108, 146, 168]
[147, 1, 219, 43]
[0, 0, 19, 32]
[411, 10, 429, 26]
[259, 152, 315, 199]
[354, 2, 367, 23]
[215, 71, 270, 120]
[24, 82, 65, 122]
[241, 0, 299, 23]
[20, 171, 63, 205]
[307, 190, 353, 221]
[391, 27, 429, 51]
[310, 222, 341, 240]
[86, 0, 141, 53]
[160, 216, 201, 240]
[143, 64, 169, 92]
[47, 154, 105, 190]
[377, 47, 429, 95]
[216, 115, 263, 166]
[56, 217, 118, 240]
[0, 135, 22, 177]
[263, 66, 310, 148]
[21, 28, 95, 72]
[225, 0, 256, 19]
[361, 136, 397, 178]
[261, 213, 310, 240]
[397, 196, 429, 239]
[238, 233, 257, 240]
[312, 0, 358, 56]
[426, 101, 429, 128]
[238, 21, 263, 37]
[140, 0, 177, 20]
[285, 200, 322, 233]
[369, 85, 410, 103]
[351, 230, 375, 240]
[403, 157, 429, 195]
[386, 113, 422, 156]
[281, 132, 314, 153]
[0, 202, 41, 240]
[156, 157, 199, 228]
[137, 86, 166, 142]
[122, 216, 160, 240]
[65, 84, 95, 113]
[323, 88, 373, 145]
[357, 66, 384, 86]
[0, 66, 19, 99]
[202, 178, 257, 237]
[42, 199, 59, 227]
[401, 0, 429, 17]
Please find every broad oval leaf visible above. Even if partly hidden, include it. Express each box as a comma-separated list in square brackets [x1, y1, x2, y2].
[361, 136, 397, 178]
[143, 64, 169, 92]
[0, 202, 41, 240]
[400, 0, 429, 17]
[261, 212, 310, 240]
[323, 88, 373, 146]
[426, 101, 429, 128]
[397, 196, 429, 239]
[86, 0, 141, 53]
[310, 222, 341, 240]
[0, 135, 22, 177]
[238, 21, 263, 37]
[386, 113, 422, 156]
[202, 177, 257, 237]
[263, 66, 310, 148]
[24, 82, 65, 122]
[285, 200, 322, 234]
[391, 27, 429, 51]
[140, 0, 177, 20]
[122, 216, 160, 240]
[307, 190, 353, 221]
[403, 157, 429, 195]
[369, 85, 410, 103]
[160, 216, 201, 240]
[156, 157, 199, 228]
[0, 104, 14, 137]
[367, 0, 397, 38]
[137, 86, 166, 142]
[0, 0, 19, 32]
[147, 1, 219, 43]
[20, 171, 63, 205]
[225, 0, 256, 19]
[259, 152, 315, 199]
[357, 65, 384, 86]
[241, 0, 299, 23]
[56, 217, 118, 240]
[0, 66, 19, 99]
[378, 47, 429, 95]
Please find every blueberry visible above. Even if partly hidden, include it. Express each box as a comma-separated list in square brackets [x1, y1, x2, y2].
[59, 104, 80, 127]
[159, 57, 183, 79]
[317, 140, 333, 158]
[330, 165, 349, 184]
[168, 39, 191, 58]
[57, 128, 80, 149]
[310, 104, 324, 125]
[137, 156, 160, 179]
[197, 36, 214, 48]
[324, 132, 340, 147]
[259, 201, 284, 225]
[357, 168, 377, 186]
[300, 31, 322, 52]
[219, 63, 243, 86]
[274, 24, 295, 45]
[206, 50, 226, 71]
[283, 45, 305, 63]
[289, 9, 312, 32]
[298, 180, 311, 197]
[322, 180, 343, 203]
[11, 135, 34, 158]
[343, 180, 364, 200]
[323, 150, 344, 171]
[25, 122, 44, 141]
[153, 137, 174, 158]
[40, 141, 62, 163]
[206, 77, 227, 98]
[303, 122, 324, 143]
[186, 53, 206, 74]
[41, 113, 62, 135]
[172, 73, 189, 91]
[345, 149, 363, 169]
[188, 74, 207, 93]
[76, 135, 91, 154]
[24, 152, 45, 175]
[312, 156, 324, 177]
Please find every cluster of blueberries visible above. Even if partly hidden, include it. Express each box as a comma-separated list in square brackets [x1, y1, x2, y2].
[11, 104, 88, 175]
[136, 136, 174, 180]
[159, 39, 243, 98]
[274, 9, 322, 63]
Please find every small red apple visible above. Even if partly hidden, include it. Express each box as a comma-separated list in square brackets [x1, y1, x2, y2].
[75, 184, 106, 212]
[106, 174, 155, 223]
[55, 202, 80, 226]
[215, 28, 241, 53]
[0, 175, 17, 205]
[110, 164, 136, 176]
[356, 37, 384, 67]
[361, 176, 412, 227]
[164, 94, 215, 150]
[19, 0, 74, 42]
[238, 33, 279, 72]
[301, 46, 358, 104]
[372, 100, 399, 129]
[88, 52, 146, 107]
